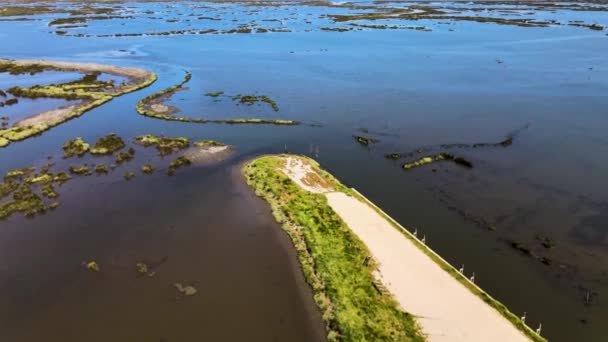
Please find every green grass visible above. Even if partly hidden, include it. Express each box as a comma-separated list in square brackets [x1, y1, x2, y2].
[243, 155, 424, 342]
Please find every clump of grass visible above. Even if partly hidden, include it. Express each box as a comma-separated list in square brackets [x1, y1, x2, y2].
[231, 94, 280, 111]
[403, 153, 473, 170]
[90, 133, 125, 155]
[168, 156, 191, 176]
[135, 135, 189, 156]
[136, 263, 148, 274]
[0, 60, 58, 75]
[243, 155, 424, 342]
[114, 151, 134, 164]
[124, 171, 135, 181]
[259, 95, 279, 112]
[205, 91, 224, 97]
[141, 164, 154, 174]
[41, 183, 59, 199]
[53, 172, 71, 184]
[193, 139, 225, 148]
[0, 184, 46, 219]
[86, 261, 100, 272]
[62, 137, 90, 158]
[4, 98, 18, 106]
[69, 164, 90, 175]
[353, 135, 379, 146]
[94, 164, 108, 174]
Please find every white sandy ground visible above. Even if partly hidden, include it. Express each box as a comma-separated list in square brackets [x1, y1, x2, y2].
[280, 156, 530, 342]
[15, 105, 79, 127]
[5, 59, 152, 80]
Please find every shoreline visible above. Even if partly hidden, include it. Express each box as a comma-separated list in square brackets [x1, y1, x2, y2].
[243, 154, 547, 342]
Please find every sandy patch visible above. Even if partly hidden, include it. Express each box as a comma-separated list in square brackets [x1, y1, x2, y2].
[280, 156, 531, 342]
[15, 104, 79, 127]
[326, 192, 530, 342]
[6, 59, 152, 81]
[150, 103, 169, 113]
[279, 156, 333, 194]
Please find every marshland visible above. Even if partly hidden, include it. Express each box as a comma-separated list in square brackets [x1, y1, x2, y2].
[0, 1, 607, 341]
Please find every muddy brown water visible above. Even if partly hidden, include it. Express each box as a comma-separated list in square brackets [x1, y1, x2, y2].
[0, 159, 327, 342]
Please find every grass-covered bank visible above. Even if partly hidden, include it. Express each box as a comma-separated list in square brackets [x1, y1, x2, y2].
[243, 155, 424, 342]
[244, 154, 547, 342]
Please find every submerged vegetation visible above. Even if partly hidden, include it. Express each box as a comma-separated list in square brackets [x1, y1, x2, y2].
[0, 165, 69, 219]
[244, 155, 424, 342]
[194, 139, 225, 148]
[231, 94, 280, 112]
[1, 133, 228, 220]
[167, 156, 192, 176]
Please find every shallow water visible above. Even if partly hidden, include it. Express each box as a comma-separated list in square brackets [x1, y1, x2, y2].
[1, 1, 607, 341]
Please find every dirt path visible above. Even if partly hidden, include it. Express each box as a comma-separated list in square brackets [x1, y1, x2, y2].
[279, 156, 531, 342]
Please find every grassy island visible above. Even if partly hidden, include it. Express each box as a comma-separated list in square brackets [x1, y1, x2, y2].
[0, 59, 157, 148]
